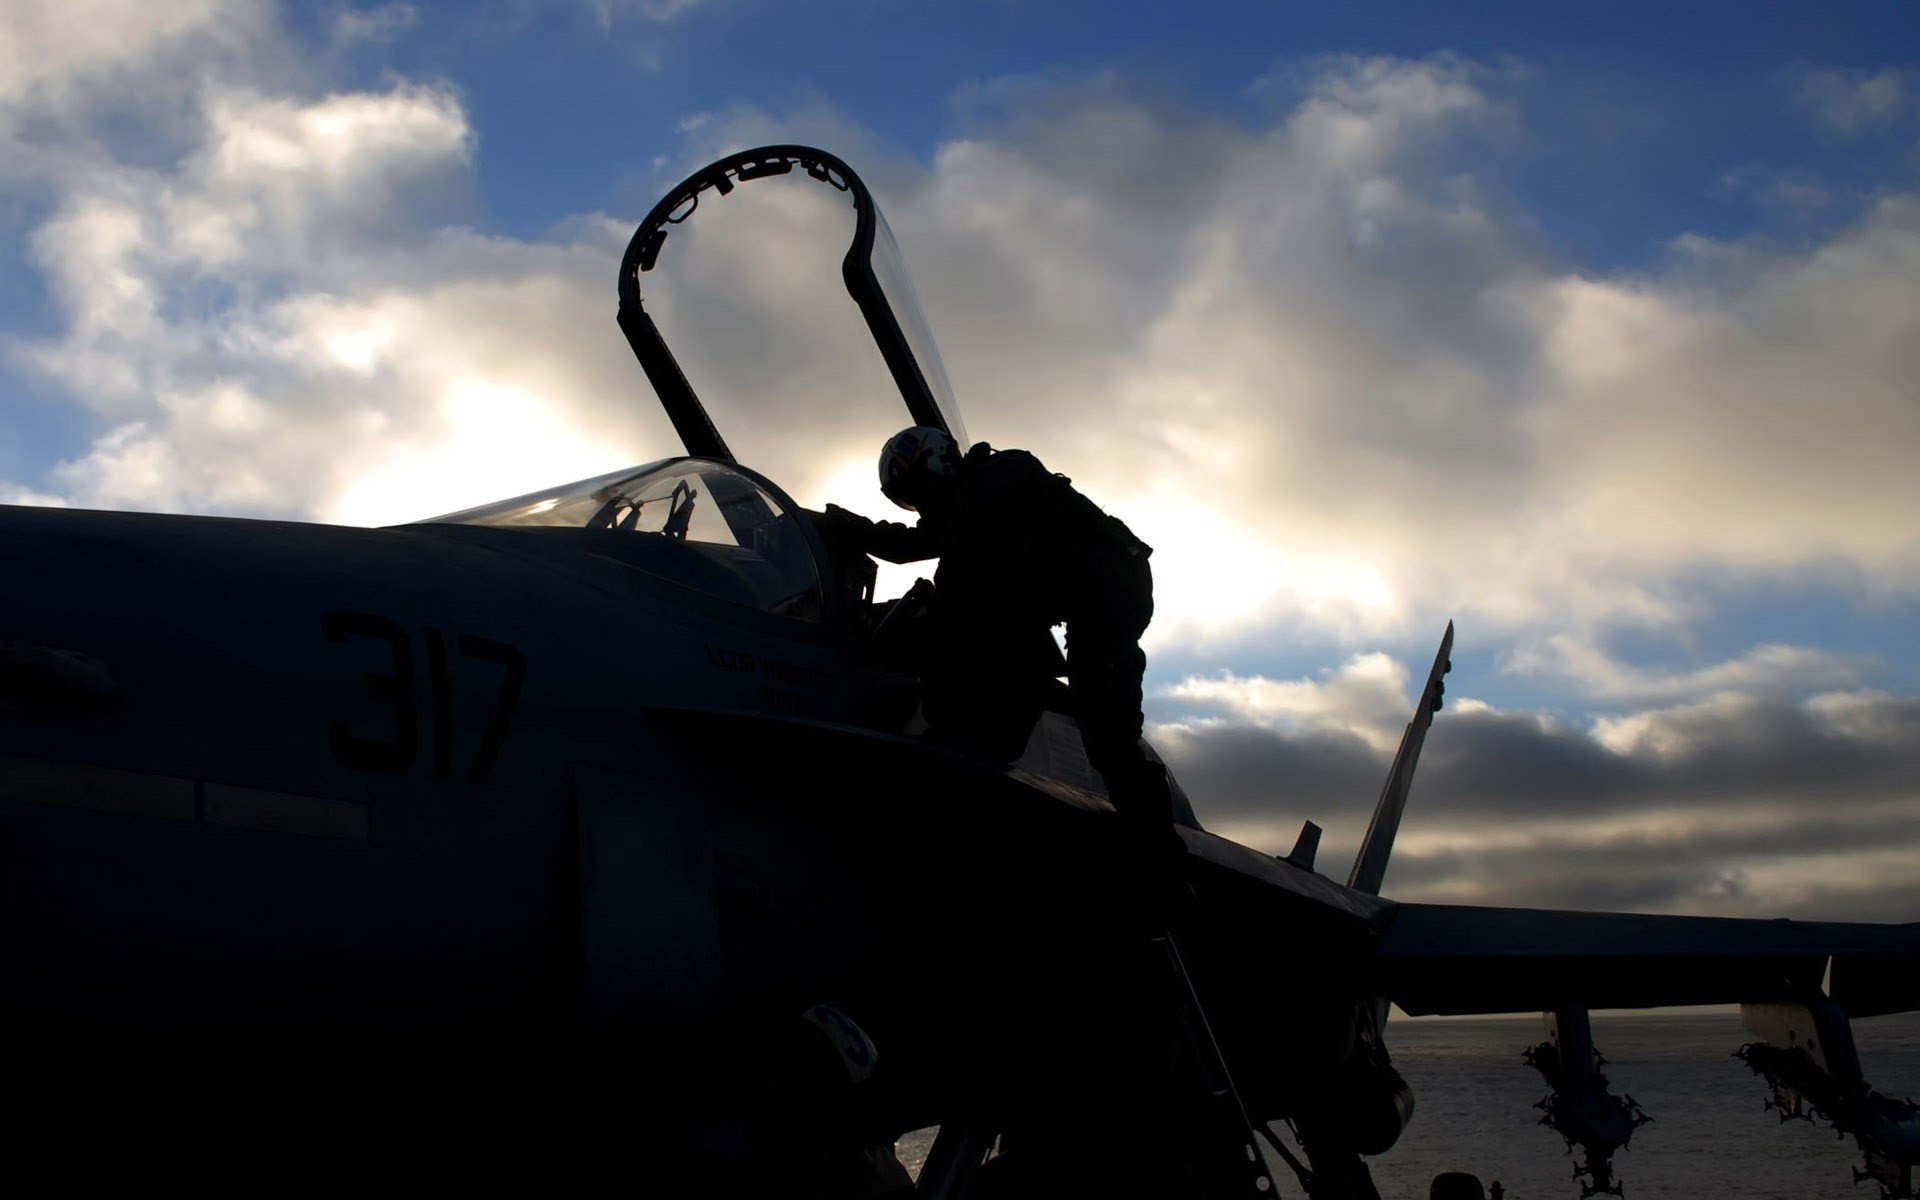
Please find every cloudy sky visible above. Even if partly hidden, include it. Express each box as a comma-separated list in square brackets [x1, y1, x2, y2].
[4, 0, 1918, 920]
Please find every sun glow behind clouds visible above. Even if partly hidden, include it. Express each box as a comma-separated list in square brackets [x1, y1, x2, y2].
[1129, 500, 1399, 646]
[305, 308, 398, 377]
[1128, 503, 1287, 644]
[325, 379, 617, 527]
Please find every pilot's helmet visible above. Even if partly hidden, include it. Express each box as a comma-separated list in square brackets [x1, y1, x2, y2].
[878, 426, 961, 512]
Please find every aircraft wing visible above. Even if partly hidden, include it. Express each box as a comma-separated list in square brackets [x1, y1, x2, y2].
[1376, 902, 1920, 1017]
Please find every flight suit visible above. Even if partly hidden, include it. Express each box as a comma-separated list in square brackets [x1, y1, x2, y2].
[830, 443, 1161, 823]
[834, 446, 1189, 1194]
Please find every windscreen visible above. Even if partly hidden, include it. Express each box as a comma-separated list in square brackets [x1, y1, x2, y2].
[420, 459, 825, 620]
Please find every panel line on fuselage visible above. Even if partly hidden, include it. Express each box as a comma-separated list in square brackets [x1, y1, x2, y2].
[0, 753, 370, 842]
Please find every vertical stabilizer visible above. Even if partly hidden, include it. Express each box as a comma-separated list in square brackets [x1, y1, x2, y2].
[1346, 622, 1453, 896]
[1285, 821, 1323, 871]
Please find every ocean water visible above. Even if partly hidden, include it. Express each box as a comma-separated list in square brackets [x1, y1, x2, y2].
[899, 1010, 1920, 1199]
[1373, 1011, 1920, 1200]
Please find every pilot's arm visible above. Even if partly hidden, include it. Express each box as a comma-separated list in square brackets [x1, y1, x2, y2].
[824, 504, 940, 564]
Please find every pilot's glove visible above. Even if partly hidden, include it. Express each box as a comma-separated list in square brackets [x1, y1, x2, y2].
[824, 503, 877, 542]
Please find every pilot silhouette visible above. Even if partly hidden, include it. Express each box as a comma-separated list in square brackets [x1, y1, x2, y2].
[827, 426, 1168, 832]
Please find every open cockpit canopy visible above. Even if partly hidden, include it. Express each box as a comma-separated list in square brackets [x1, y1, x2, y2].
[410, 149, 969, 622]
[616, 145, 969, 462]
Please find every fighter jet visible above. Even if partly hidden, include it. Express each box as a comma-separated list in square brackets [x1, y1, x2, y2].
[2, 146, 1917, 1198]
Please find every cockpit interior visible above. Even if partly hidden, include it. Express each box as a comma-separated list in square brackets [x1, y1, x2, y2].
[426, 458, 835, 623]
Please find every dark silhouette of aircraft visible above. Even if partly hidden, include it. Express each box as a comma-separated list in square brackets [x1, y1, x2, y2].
[2, 146, 1917, 1198]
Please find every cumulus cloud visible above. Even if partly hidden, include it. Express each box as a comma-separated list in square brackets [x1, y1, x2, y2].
[0, 8, 686, 525]
[1524, 201, 1920, 594]
[1790, 66, 1914, 134]
[1504, 636, 1871, 705]
[588, 0, 710, 28]
[12, 45, 1920, 648]
[5, 68, 625, 523]
[1159, 666, 1920, 919]
[888, 59, 1920, 644]
[0, 0, 261, 117]
[32, 217, 671, 522]
[1716, 164, 1839, 222]
[333, 3, 419, 46]
[0, 485, 66, 507]
[24, 79, 473, 340]
[1165, 653, 1417, 752]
